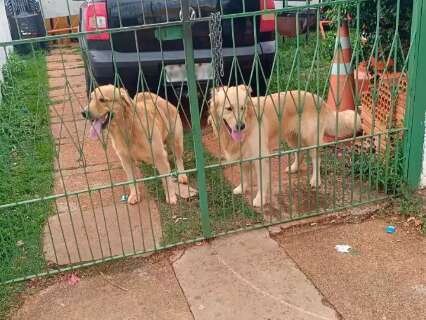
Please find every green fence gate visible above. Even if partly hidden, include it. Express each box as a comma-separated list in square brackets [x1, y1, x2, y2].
[0, 0, 425, 286]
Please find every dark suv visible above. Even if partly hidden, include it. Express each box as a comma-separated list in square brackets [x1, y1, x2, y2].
[77, 0, 276, 97]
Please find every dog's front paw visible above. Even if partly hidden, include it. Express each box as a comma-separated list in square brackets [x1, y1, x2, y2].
[233, 184, 243, 195]
[166, 194, 178, 205]
[178, 174, 188, 185]
[128, 193, 139, 205]
[310, 177, 321, 188]
[252, 193, 268, 208]
[285, 162, 298, 174]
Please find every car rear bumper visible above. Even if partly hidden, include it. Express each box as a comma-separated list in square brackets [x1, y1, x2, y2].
[86, 40, 275, 94]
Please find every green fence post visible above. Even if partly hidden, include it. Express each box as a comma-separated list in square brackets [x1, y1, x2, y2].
[404, 0, 426, 188]
[181, 0, 212, 238]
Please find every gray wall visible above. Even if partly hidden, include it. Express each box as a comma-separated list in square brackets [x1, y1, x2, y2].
[40, 0, 81, 18]
[0, 0, 13, 83]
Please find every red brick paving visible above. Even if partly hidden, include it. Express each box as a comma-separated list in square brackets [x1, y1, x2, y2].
[54, 140, 120, 170]
[48, 83, 86, 99]
[48, 74, 86, 90]
[48, 67, 85, 78]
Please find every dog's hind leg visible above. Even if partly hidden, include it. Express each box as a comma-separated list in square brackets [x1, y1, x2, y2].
[233, 162, 251, 195]
[152, 145, 178, 205]
[252, 158, 270, 208]
[309, 148, 321, 188]
[286, 152, 305, 174]
[284, 133, 305, 173]
[173, 117, 188, 185]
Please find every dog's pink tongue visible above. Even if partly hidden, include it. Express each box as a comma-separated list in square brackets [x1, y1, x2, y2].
[231, 129, 243, 142]
[89, 120, 102, 140]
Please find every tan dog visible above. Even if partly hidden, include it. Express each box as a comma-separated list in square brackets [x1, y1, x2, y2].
[82, 85, 187, 205]
[208, 85, 271, 207]
[208, 85, 361, 206]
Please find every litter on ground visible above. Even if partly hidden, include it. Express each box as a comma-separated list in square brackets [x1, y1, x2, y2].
[335, 245, 352, 253]
[386, 226, 396, 234]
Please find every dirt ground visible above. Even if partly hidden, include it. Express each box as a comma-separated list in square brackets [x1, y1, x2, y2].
[275, 215, 426, 320]
[11, 253, 193, 320]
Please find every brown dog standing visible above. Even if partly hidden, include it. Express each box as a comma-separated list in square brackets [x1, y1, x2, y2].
[82, 85, 187, 205]
[209, 85, 361, 206]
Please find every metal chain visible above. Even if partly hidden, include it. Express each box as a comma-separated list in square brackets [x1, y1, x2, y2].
[209, 12, 224, 82]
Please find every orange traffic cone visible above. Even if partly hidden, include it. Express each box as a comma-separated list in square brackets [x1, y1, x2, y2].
[325, 20, 356, 141]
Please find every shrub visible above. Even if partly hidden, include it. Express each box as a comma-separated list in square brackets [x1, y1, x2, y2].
[324, 0, 413, 58]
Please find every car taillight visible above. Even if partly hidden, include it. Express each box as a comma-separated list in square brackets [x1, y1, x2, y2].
[85, 1, 109, 41]
[260, 0, 275, 33]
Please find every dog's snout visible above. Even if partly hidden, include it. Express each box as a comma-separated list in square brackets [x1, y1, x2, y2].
[236, 121, 246, 131]
[81, 110, 91, 119]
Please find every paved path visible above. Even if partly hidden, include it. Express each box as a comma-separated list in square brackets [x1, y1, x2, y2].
[44, 46, 162, 266]
[15, 229, 338, 320]
[173, 229, 338, 320]
[13, 257, 193, 320]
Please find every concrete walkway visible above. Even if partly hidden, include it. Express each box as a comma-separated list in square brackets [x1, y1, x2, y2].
[14, 229, 338, 320]
[173, 229, 337, 320]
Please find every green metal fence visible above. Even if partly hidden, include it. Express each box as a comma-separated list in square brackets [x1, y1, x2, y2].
[0, 0, 424, 285]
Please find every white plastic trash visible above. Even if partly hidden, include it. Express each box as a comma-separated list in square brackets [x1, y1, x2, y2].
[335, 244, 352, 253]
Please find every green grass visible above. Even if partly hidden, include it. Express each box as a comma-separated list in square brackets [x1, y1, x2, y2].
[140, 133, 260, 245]
[268, 35, 332, 97]
[0, 52, 53, 318]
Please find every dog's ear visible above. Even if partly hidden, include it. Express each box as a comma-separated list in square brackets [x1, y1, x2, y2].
[209, 87, 221, 113]
[246, 85, 253, 95]
[207, 114, 220, 138]
[238, 84, 252, 95]
[119, 88, 133, 108]
[210, 86, 227, 99]
[209, 87, 216, 102]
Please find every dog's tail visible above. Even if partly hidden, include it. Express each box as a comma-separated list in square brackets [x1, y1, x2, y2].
[324, 108, 361, 138]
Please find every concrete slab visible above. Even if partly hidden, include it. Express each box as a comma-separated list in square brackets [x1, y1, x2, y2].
[172, 229, 338, 320]
[12, 259, 193, 320]
[44, 201, 162, 265]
